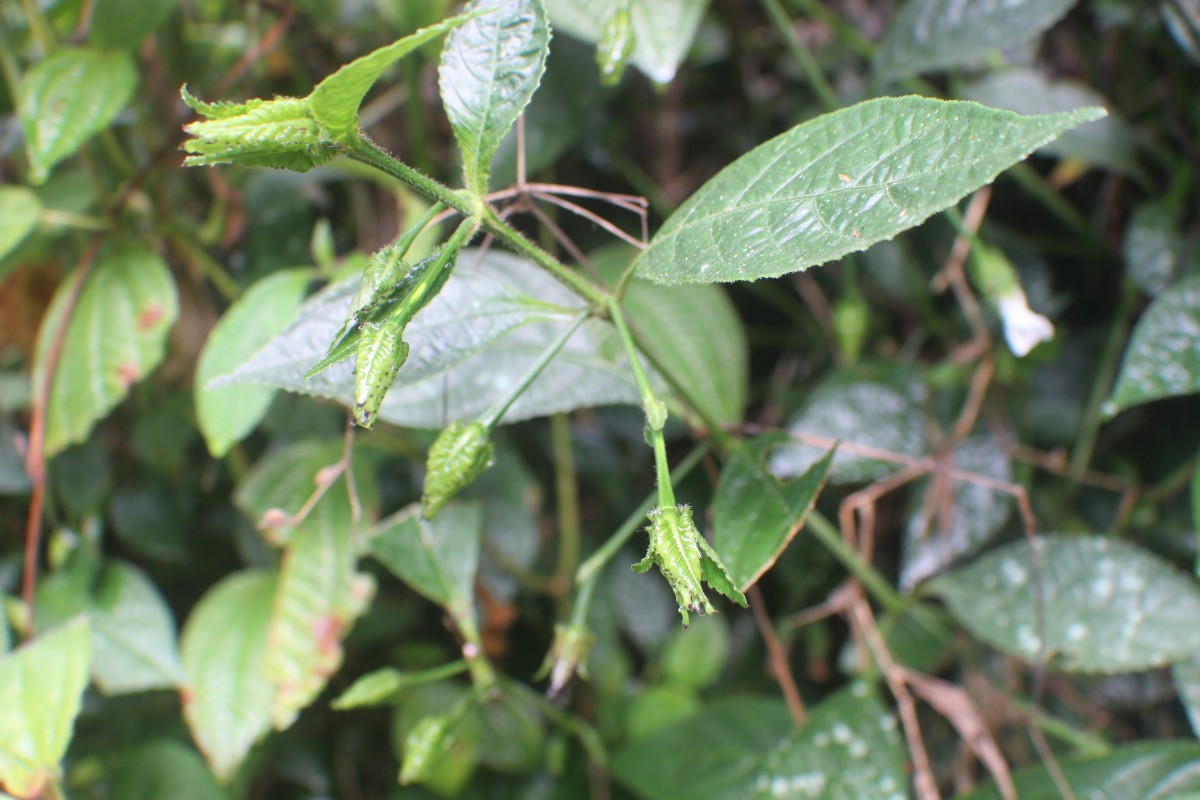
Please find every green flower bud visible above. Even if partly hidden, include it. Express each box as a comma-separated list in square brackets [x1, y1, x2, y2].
[421, 421, 494, 518]
[399, 714, 456, 785]
[597, 7, 636, 86]
[633, 505, 747, 626]
[353, 315, 409, 429]
[535, 622, 595, 697]
[180, 86, 339, 172]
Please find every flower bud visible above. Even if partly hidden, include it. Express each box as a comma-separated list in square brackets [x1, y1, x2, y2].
[421, 421, 494, 518]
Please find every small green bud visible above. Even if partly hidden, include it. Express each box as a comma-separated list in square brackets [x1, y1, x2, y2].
[353, 316, 409, 428]
[833, 283, 870, 365]
[180, 86, 339, 172]
[596, 7, 636, 86]
[644, 396, 668, 432]
[535, 623, 595, 697]
[633, 505, 747, 626]
[399, 714, 456, 785]
[421, 421, 494, 518]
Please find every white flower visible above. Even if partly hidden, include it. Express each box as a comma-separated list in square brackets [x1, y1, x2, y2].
[997, 289, 1054, 356]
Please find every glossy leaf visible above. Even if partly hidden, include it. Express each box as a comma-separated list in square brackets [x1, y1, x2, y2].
[544, 0, 710, 84]
[1123, 202, 1183, 296]
[370, 502, 484, 619]
[438, 0, 550, 194]
[0, 619, 91, 799]
[621, 276, 748, 427]
[180, 571, 276, 784]
[632, 97, 1103, 285]
[32, 248, 179, 457]
[930, 534, 1200, 672]
[310, 13, 474, 139]
[1105, 273, 1200, 414]
[959, 68, 1135, 174]
[958, 741, 1200, 800]
[18, 48, 138, 183]
[196, 268, 313, 457]
[711, 435, 833, 591]
[0, 188, 40, 264]
[613, 685, 903, 800]
[88, 562, 186, 694]
[769, 366, 927, 484]
[900, 432, 1013, 590]
[216, 249, 640, 427]
[109, 740, 224, 800]
[874, 0, 1079, 80]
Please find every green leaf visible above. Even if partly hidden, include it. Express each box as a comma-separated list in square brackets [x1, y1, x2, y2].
[633, 97, 1104, 285]
[1173, 653, 1200, 738]
[0, 619, 91, 799]
[180, 571, 276, 785]
[874, 0, 1080, 80]
[90, 0, 178, 50]
[110, 740, 224, 800]
[88, 562, 185, 694]
[0, 187, 41, 264]
[1105, 273, 1200, 414]
[959, 68, 1137, 174]
[957, 741, 1200, 800]
[1124, 202, 1183, 297]
[369, 502, 484, 618]
[438, 0, 550, 195]
[215, 249, 640, 427]
[900, 432, 1012, 590]
[711, 436, 833, 591]
[620, 276, 748, 427]
[18, 48, 138, 184]
[196, 268, 313, 457]
[334, 665, 472, 709]
[309, 13, 475, 140]
[661, 616, 729, 689]
[544, 0, 710, 84]
[769, 366, 927, 484]
[929, 534, 1200, 672]
[613, 685, 904, 800]
[32, 248, 179, 457]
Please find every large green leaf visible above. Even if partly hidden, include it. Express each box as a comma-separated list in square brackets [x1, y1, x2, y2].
[88, 562, 185, 694]
[929, 534, 1200, 673]
[32, 248, 178, 457]
[180, 571, 276, 785]
[769, 366, 928, 484]
[1104, 273, 1200, 415]
[958, 741, 1200, 800]
[109, 740, 224, 800]
[369, 502, 484, 619]
[711, 436, 833, 591]
[0, 619, 91, 799]
[309, 14, 474, 140]
[544, 0, 710, 84]
[874, 0, 1079, 80]
[18, 48, 138, 183]
[0, 188, 40, 264]
[900, 432, 1013, 590]
[613, 685, 904, 800]
[216, 248, 640, 428]
[438, 0, 549, 194]
[196, 268, 313, 457]
[632, 98, 1102, 285]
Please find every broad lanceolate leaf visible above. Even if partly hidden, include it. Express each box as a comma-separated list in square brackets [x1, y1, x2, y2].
[88, 562, 185, 694]
[1104, 273, 1200, 415]
[310, 13, 475, 140]
[613, 684, 903, 800]
[18, 48, 138, 184]
[216, 249, 640, 428]
[0, 619, 91, 799]
[712, 436, 833, 591]
[0, 188, 41, 264]
[544, 0, 710, 84]
[370, 502, 484, 620]
[958, 741, 1200, 800]
[196, 268, 313, 457]
[33, 248, 179, 457]
[930, 534, 1200, 673]
[180, 571, 277, 785]
[633, 97, 1104, 285]
[874, 0, 1080, 80]
[438, 0, 550, 195]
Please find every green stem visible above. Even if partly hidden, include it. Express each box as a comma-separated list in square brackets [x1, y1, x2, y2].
[551, 411, 582, 618]
[758, 0, 838, 111]
[806, 509, 906, 615]
[479, 310, 590, 429]
[347, 134, 469, 214]
[481, 206, 609, 308]
[1005, 690, 1112, 757]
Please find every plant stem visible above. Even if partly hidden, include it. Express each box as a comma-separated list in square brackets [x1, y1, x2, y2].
[806, 509, 906, 615]
[552, 411, 582, 617]
[346, 134, 467, 212]
[479, 311, 590, 429]
[758, 0, 838, 111]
